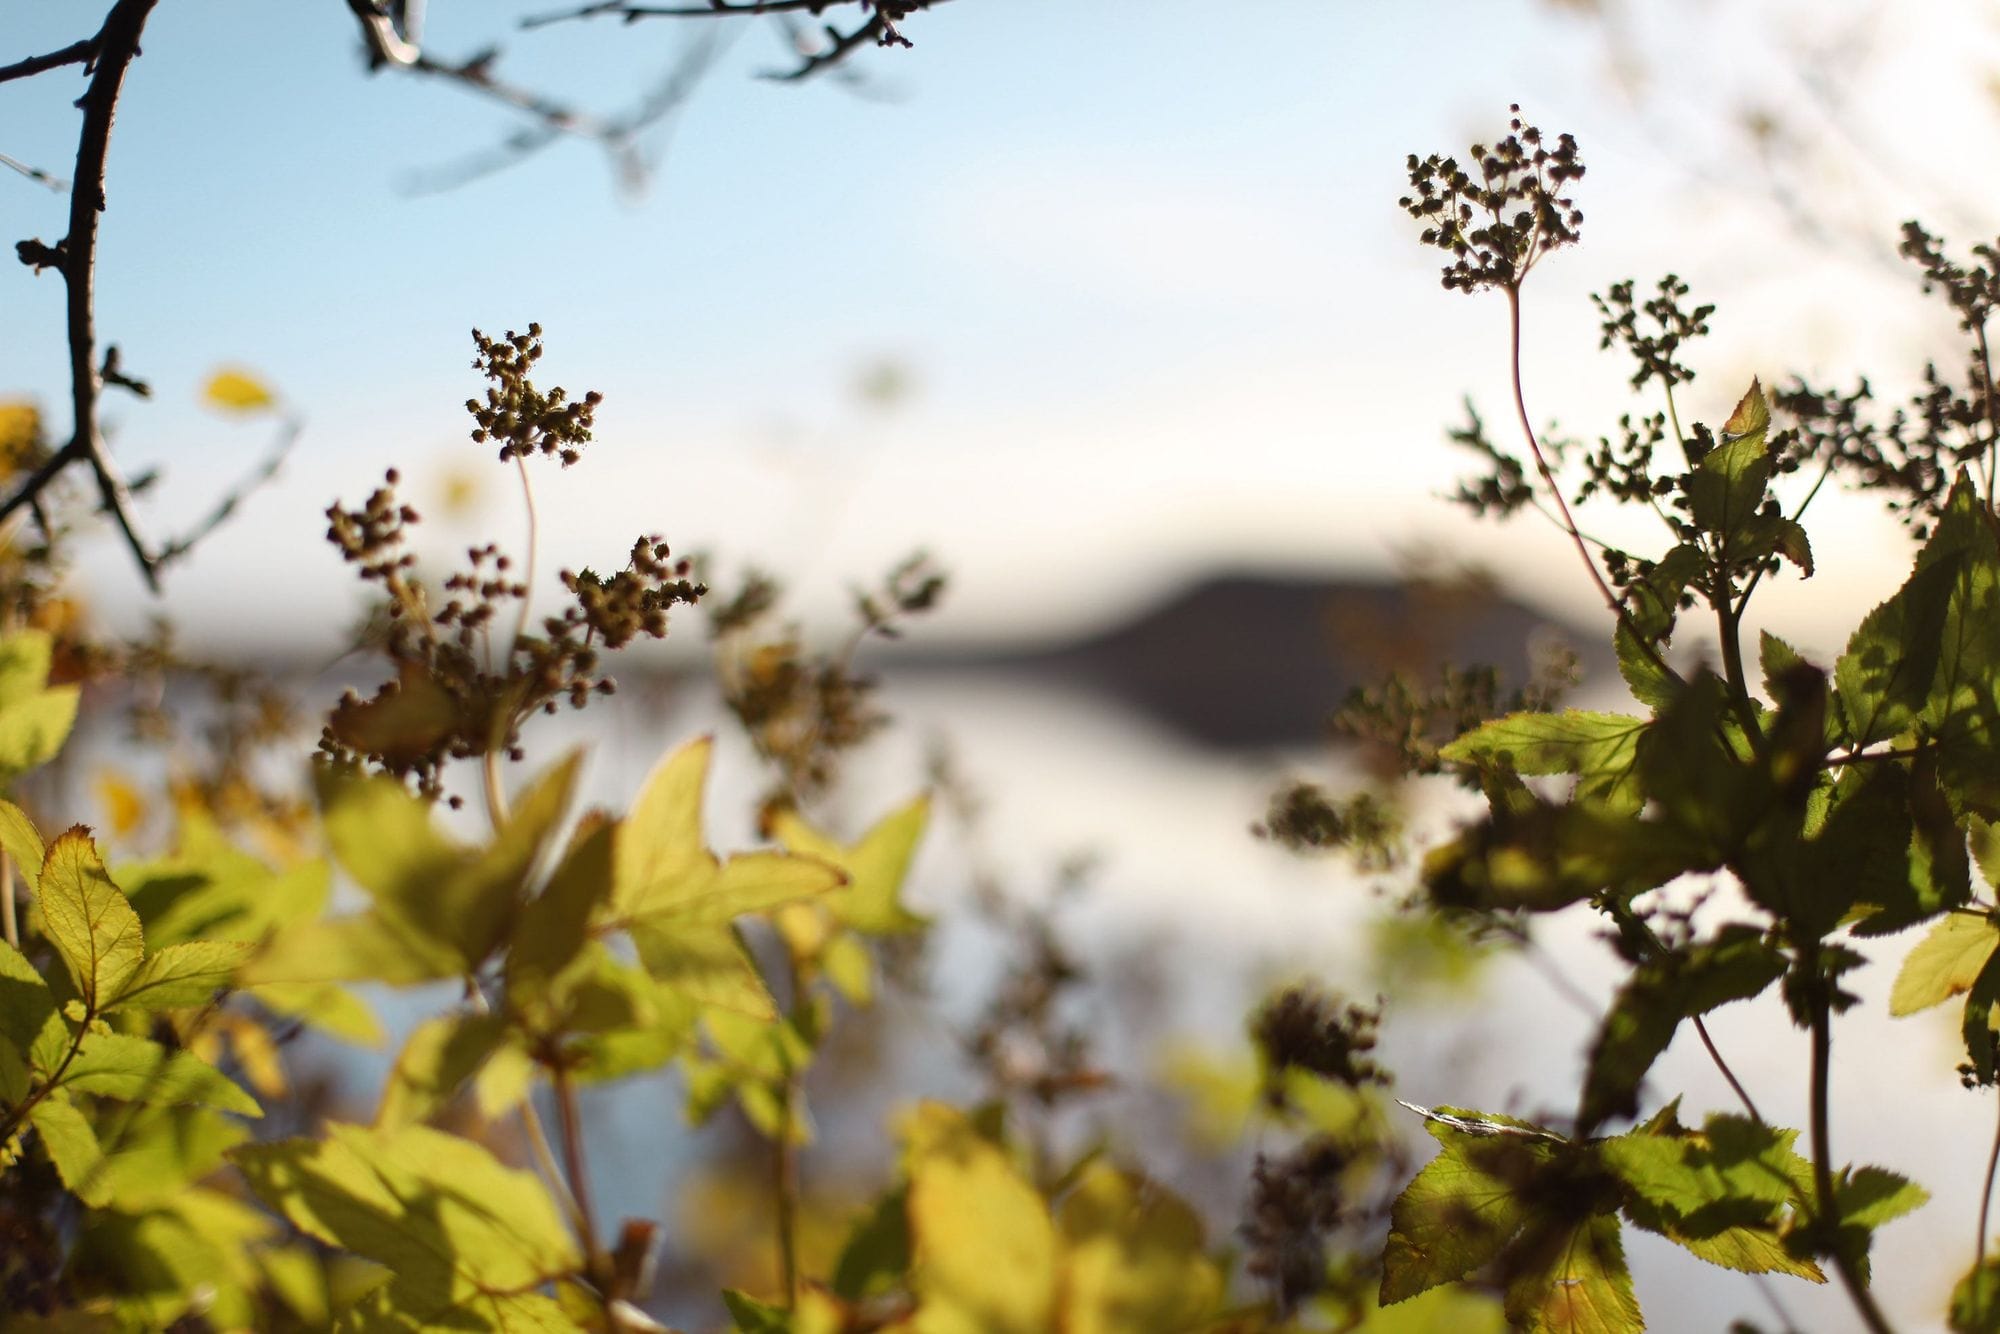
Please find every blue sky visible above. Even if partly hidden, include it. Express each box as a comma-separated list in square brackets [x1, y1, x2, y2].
[1, 1, 1995, 654]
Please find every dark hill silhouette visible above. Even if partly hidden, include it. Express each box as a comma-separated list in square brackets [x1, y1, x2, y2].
[881, 573, 1594, 749]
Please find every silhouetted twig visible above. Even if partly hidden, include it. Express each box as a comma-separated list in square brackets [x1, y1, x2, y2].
[520, 0, 955, 81]
[3, 0, 164, 590]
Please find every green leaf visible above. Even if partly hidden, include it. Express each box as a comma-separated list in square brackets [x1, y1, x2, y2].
[31, 1091, 112, 1206]
[1578, 925, 1784, 1132]
[1965, 945, 2000, 1083]
[107, 939, 251, 1012]
[1836, 1165, 1927, 1229]
[1601, 1110, 1822, 1282]
[1502, 1212, 1643, 1334]
[375, 1011, 510, 1128]
[1615, 622, 1676, 712]
[1686, 380, 1774, 547]
[722, 1290, 790, 1333]
[831, 1186, 911, 1302]
[241, 910, 464, 988]
[1056, 1160, 1223, 1332]
[900, 1101, 1058, 1334]
[37, 827, 145, 1011]
[0, 935, 66, 1076]
[506, 813, 614, 1000]
[1441, 712, 1649, 812]
[1381, 1110, 1565, 1303]
[233, 1122, 581, 1313]
[1836, 487, 1972, 747]
[120, 818, 330, 948]
[61, 1030, 261, 1116]
[80, 1103, 249, 1209]
[1951, 1256, 2000, 1333]
[1891, 911, 2000, 1016]
[771, 794, 932, 934]
[1759, 631, 1814, 701]
[0, 797, 45, 881]
[0, 685, 78, 783]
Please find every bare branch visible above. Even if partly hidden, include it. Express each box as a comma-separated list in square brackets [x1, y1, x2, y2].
[520, 0, 954, 81]
[0, 36, 98, 87]
[154, 414, 305, 571]
[400, 30, 724, 196]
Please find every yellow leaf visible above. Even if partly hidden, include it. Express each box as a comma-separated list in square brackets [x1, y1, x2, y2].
[202, 367, 276, 413]
[901, 1102, 1056, 1334]
[1057, 1162, 1223, 1334]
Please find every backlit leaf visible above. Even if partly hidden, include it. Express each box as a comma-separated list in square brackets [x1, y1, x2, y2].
[38, 828, 144, 1011]
[1056, 1161, 1223, 1333]
[1502, 1212, 1642, 1334]
[62, 1030, 260, 1116]
[902, 1101, 1057, 1334]
[1441, 712, 1649, 812]
[1381, 1109, 1566, 1303]
[771, 795, 931, 934]
[1891, 911, 2000, 1016]
[107, 939, 251, 1012]
[233, 1122, 580, 1312]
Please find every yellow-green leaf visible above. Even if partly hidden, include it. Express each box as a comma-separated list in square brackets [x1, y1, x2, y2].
[31, 1091, 112, 1205]
[62, 1030, 261, 1116]
[902, 1102, 1056, 1334]
[38, 827, 145, 1011]
[375, 1011, 509, 1129]
[233, 1122, 581, 1311]
[1891, 911, 2000, 1016]
[1057, 1161, 1222, 1333]
[771, 795, 931, 934]
[107, 939, 251, 1012]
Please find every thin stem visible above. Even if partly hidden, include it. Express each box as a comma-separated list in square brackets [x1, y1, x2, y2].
[483, 749, 512, 829]
[1505, 287, 1682, 691]
[775, 1089, 800, 1308]
[1691, 1014, 1762, 1124]
[1977, 1094, 2000, 1331]
[1663, 381, 1688, 455]
[552, 1062, 605, 1278]
[462, 980, 583, 1232]
[1978, 322, 2000, 505]
[510, 453, 539, 659]
[0, 853, 16, 951]
[1805, 954, 1899, 1334]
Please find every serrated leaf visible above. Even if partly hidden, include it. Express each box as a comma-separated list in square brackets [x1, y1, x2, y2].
[1381, 1113, 1563, 1303]
[61, 1030, 260, 1115]
[1615, 621, 1676, 712]
[107, 939, 251, 1012]
[1836, 1166, 1927, 1229]
[1578, 925, 1784, 1132]
[202, 367, 276, 413]
[1502, 1212, 1643, 1334]
[233, 1122, 581, 1313]
[1442, 712, 1649, 811]
[38, 827, 144, 1011]
[31, 1092, 113, 1205]
[1892, 911, 2000, 1016]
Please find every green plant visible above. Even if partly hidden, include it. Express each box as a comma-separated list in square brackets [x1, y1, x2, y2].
[1284, 106, 2000, 1334]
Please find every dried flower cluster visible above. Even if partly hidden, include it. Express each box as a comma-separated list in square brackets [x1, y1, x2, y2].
[321, 330, 702, 800]
[1400, 105, 1584, 293]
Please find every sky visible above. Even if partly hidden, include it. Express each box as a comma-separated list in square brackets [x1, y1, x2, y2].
[5, 0, 1995, 661]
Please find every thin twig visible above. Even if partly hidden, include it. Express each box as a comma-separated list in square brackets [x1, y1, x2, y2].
[1691, 1013, 1763, 1123]
[152, 415, 304, 570]
[552, 1062, 605, 1277]
[0, 36, 98, 86]
[1805, 951, 1900, 1334]
[1977, 1094, 2000, 1332]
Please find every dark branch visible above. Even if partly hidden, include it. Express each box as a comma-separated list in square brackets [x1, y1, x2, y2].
[0, 36, 98, 87]
[4, 0, 164, 590]
[519, 0, 953, 80]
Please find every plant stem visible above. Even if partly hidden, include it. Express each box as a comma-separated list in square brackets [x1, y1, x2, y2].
[1, 853, 17, 951]
[511, 453, 539, 659]
[1691, 1014, 1763, 1124]
[1505, 287, 1681, 690]
[552, 1061, 605, 1280]
[1977, 1093, 2000, 1331]
[1804, 954, 1898, 1334]
[775, 1085, 800, 1309]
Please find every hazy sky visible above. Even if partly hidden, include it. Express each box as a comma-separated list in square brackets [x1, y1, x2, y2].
[3, 1, 1999, 657]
